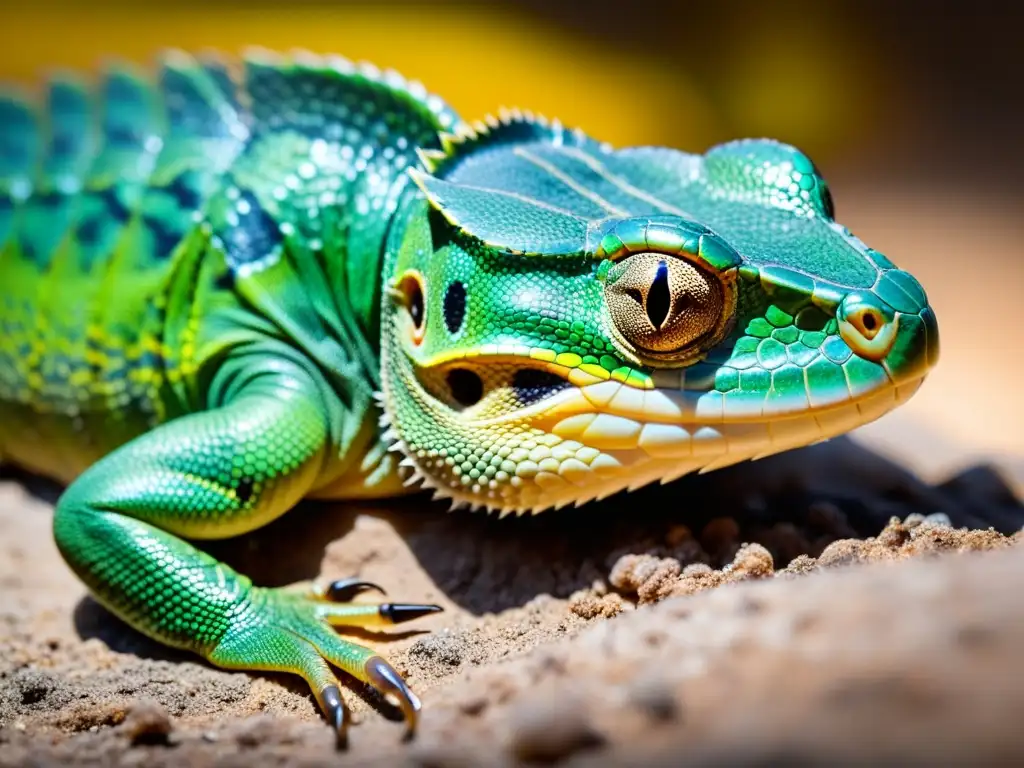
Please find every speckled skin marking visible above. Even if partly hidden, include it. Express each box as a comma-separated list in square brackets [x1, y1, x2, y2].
[0, 50, 938, 743]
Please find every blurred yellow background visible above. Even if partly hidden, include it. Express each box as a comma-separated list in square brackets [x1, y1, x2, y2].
[0, 2, 889, 157]
[2, 1, 1022, 477]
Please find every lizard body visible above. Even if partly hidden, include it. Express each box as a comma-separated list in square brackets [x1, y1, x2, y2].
[0, 51, 938, 743]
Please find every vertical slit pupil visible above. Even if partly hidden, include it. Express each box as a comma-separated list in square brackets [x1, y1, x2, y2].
[646, 261, 671, 329]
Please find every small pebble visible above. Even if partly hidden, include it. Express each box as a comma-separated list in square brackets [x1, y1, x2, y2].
[458, 693, 489, 717]
[903, 513, 927, 529]
[119, 700, 173, 746]
[628, 676, 680, 722]
[506, 685, 604, 763]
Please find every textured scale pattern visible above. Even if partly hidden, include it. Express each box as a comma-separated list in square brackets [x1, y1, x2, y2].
[382, 103, 938, 514]
[0, 49, 938, 743]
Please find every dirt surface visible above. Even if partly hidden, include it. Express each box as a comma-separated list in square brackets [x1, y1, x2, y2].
[2, 187, 1024, 766]
[2, 431, 1023, 767]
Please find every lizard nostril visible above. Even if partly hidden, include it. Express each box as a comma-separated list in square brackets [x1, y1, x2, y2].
[511, 368, 569, 405]
[838, 293, 897, 361]
[447, 368, 483, 407]
[847, 306, 884, 341]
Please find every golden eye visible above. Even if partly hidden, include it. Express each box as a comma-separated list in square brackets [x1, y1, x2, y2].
[396, 271, 426, 345]
[604, 252, 724, 356]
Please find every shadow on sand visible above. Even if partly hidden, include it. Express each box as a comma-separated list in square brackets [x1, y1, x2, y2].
[4, 436, 1021, 660]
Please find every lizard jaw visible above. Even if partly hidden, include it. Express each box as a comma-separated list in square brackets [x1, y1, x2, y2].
[378, 368, 926, 517]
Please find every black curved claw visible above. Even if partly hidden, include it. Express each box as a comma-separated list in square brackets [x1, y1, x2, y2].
[326, 577, 387, 603]
[378, 603, 444, 624]
[321, 684, 349, 750]
[365, 656, 421, 740]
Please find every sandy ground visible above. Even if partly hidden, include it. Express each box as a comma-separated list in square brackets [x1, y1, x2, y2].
[1, 185, 1023, 766]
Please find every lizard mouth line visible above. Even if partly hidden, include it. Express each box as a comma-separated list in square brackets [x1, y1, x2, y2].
[413, 351, 921, 430]
[398, 359, 925, 514]
[533, 376, 924, 464]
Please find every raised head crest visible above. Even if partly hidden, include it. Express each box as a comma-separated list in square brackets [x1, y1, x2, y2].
[410, 110, 617, 256]
[416, 107, 602, 177]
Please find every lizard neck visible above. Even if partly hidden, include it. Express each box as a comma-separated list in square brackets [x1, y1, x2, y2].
[184, 158, 423, 499]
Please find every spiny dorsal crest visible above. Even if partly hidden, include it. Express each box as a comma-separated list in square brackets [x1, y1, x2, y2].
[416, 107, 603, 178]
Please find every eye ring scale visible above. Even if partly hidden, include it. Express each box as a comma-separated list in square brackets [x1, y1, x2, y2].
[604, 252, 725, 357]
[593, 217, 741, 366]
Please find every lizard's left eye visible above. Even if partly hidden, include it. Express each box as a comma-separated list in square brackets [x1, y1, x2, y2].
[604, 252, 724, 358]
[396, 271, 426, 344]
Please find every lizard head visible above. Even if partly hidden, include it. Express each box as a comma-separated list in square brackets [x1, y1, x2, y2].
[379, 115, 938, 514]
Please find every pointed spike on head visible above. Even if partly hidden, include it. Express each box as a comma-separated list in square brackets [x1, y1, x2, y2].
[357, 60, 382, 80]
[157, 48, 195, 69]
[407, 79, 428, 100]
[242, 46, 285, 65]
[288, 48, 322, 67]
[453, 122, 477, 141]
[415, 147, 446, 172]
[197, 48, 229, 66]
[382, 68, 406, 88]
[324, 54, 357, 75]
[439, 132, 461, 154]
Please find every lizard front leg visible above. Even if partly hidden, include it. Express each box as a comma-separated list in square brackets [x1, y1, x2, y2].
[52, 357, 437, 745]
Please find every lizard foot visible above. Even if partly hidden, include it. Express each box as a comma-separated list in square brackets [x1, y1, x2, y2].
[207, 582, 442, 748]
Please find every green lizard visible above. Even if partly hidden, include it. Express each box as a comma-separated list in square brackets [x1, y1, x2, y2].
[0, 50, 938, 745]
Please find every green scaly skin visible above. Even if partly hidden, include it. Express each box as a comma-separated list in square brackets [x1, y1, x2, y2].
[0, 50, 939, 744]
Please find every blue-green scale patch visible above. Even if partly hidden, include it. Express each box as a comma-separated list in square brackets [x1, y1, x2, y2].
[416, 238, 618, 364]
[703, 290, 889, 417]
[215, 188, 284, 271]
